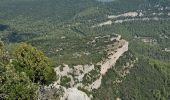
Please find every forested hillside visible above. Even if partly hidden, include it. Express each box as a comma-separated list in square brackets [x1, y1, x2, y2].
[0, 0, 170, 99]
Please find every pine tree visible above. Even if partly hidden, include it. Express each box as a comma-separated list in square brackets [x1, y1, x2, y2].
[13, 43, 56, 84]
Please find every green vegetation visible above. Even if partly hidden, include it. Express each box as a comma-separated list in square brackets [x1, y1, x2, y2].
[91, 20, 170, 100]
[13, 43, 56, 84]
[0, 0, 170, 99]
[93, 57, 170, 100]
[60, 76, 71, 88]
[0, 42, 56, 99]
[83, 69, 100, 85]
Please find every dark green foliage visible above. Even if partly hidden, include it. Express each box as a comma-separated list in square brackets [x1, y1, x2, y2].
[0, 66, 38, 100]
[92, 19, 170, 99]
[93, 57, 170, 100]
[83, 69, 100, 85]
[60, 76, 71, 88]
[0, 24, 9, 31]
[0, 42, 56, 99]
[2, 32, 37, 43]
[13, 43, 56, 84]
[0, 42, 38, 99]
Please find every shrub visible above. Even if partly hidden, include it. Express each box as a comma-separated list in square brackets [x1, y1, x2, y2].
[12, 43, 56, 85]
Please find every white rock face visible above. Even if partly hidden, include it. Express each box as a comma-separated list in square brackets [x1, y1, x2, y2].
[92, 20, 112, 27]
[38, 84, 90, 100]
[165, 48, 170, 52]
[168, 13, 170, 16]
[139, 12, 144, 17]
[108, 15, 118, 19]
[100, 40, 129, 75]
[122, 12, 138, 17]
[98, 20, 112, 26]
[55, 64, 95, 84]
[108, 12, 138, 19]
[61, 88, 90, 100]
[52, 35, 129, 99]
[87, 76, 102, 91]
[113, 17, 161, 24]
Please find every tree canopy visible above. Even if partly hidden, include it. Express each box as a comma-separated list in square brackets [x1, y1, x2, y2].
[13, 43, 56, 84]
[0, 42, 56, 99]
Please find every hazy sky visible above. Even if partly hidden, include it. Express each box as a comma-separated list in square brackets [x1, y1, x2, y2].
[96, 0, 115, 2]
